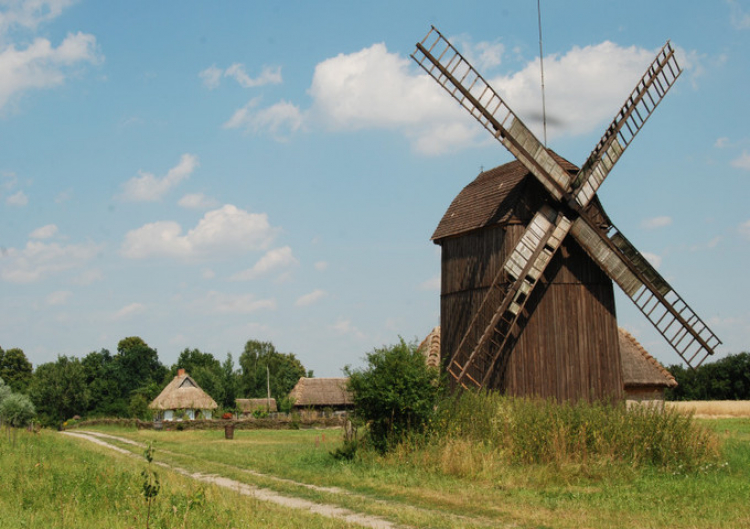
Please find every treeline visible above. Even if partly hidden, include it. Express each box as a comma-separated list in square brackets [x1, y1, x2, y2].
[666, 352, 750, 401]
[0, 337, 309, 426]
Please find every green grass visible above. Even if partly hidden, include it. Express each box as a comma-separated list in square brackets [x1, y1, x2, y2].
[0, 427, 360, 529]
[74, 419, 750, 529]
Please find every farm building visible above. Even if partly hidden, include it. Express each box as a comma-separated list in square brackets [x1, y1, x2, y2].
[236, 398, 277, 417]
[433, 154, 623, 401]
[619, 328, 677, 404]
[148, 369, 218, 421]
[418, 326, 676, 402]
[289, 377, 353, 412]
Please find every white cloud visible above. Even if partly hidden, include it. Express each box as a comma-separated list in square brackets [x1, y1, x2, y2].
[305, 40, 672, 155]
[729, 0, 750, 29]
[295, 289, 327, 307]
[739, 220, 750, 240]
[731, 150, 750, 170]
[418, 275, 441, 291]
[641, 251, 662, 269]
[120, 153, 198, 202]
[230, 246, 297, 281]
[6, 190, 27, 205]
[0, 0, 76, 33]
[46, 290, 71, 306]
[641, 216, 672, 230]
[199, 65, 222, 89]
[178, 192, 219, 210]
[114, 302, 146, 320]
[715, 137, 730, 148]
[225, 63, 282, 88]
[203, 291, 276, 314]
[0, 240, 101, 283]
[331, 317, 365, 339]
[0, 31, 102, 111]
[314, 261, 328, 271]
[71, 268, 102, 285]
[121, 204, 278, 259]
[30, 223, 58, 239]
[223, 97, 303, 140]
[454, 35, 505, 71]
[200, 63, 282, 89]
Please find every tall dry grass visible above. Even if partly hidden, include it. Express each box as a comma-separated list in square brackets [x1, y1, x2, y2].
[400, 392, 721, 478]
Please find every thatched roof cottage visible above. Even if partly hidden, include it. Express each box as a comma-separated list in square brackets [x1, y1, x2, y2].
[289, 377, 353, 411]
[149, 369, 218, 421]
[619, 328, 677, 405]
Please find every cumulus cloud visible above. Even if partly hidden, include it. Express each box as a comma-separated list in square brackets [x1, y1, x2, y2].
[314, 261, 328, 271]
[121, 204, 279, 259]
[223, 97, 303, 140]
[200, 63, 282, 89]
[0, 0, 76, 33]
[740, 220, 750, 240]
[731, 150, 750, 170]
[331, 317, 365, 339]
[6, 190, 27, 205]
[30, 224, 58, 239]
[641, 251, 662, 269]
[203, 291, 276, 314]
[119, 153, 198, 202]
[230, 246, 297, 281]
[295, 289, 327, 307]
[46, 290, 71, 306]
[0, 240, 101, 283]
[729, 0, 750, 29]
[114, 302, 146, 320]
[0, 31, 102, 111]
[641, 216, 673, 230]
[178, 192, 219, 210]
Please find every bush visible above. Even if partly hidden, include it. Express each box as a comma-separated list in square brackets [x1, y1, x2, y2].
[345, 338, 439, 453]
[0, 392, 36, 428]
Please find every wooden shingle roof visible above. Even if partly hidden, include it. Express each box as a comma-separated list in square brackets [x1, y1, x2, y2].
[619, 328, 677, 388]
[432, 152, 579, 241]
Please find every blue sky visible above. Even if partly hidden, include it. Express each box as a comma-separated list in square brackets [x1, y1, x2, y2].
[1, 0, 748, 377]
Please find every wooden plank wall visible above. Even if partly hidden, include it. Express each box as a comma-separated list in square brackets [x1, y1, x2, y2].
[439, 224, 623, 402]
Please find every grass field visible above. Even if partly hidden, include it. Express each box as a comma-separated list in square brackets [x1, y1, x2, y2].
[2, 409, 749, 529]
[26, 416, 747, 529]
[667, 400, 750, 418]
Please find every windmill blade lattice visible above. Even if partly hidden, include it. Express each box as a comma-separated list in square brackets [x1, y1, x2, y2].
[412, 26, 572, 202]
[572, 42, 682, 208]
[571, 215, 721, 368]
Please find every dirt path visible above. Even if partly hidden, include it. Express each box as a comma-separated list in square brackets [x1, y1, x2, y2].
[61, 430, 401, 529]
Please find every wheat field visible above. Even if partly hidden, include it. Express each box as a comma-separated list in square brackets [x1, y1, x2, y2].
[667, 401, 750, 418]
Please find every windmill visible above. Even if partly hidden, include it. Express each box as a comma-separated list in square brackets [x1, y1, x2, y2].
[412, 27, 721, 396]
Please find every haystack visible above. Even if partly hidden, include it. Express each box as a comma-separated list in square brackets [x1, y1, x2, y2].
[289, 377, 353, 410]
[149, 369, 218, 420]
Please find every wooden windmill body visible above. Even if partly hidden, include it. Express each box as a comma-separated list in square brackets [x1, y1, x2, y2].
[412, 27, 721, 397]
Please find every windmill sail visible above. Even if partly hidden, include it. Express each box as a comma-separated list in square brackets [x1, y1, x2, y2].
[570, 216, 721, 368]
[412, 26, 572, 202]
[572, 42, 681, 208]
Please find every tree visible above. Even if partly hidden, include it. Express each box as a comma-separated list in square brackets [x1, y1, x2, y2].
[345, 338, 440, 452]
[29, 356, 91, 426]
[0, 347, 33, 393]
[220, 353, 239, 409]
[172, 348, 225, 406]
[0, 392, 36, 428]
[666, 352, 750, 401]
[238, 340, 306, 401]
[82, 349, 123, 416]
[114, 337, 168, 409]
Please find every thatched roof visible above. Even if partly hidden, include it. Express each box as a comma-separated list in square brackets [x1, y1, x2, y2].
[619, 328, 677, 389]
[418, 326, 441, 369]
[148, 370, 218, 410]
[236, 398, 277, 413]
[289, 377, 353, 407]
